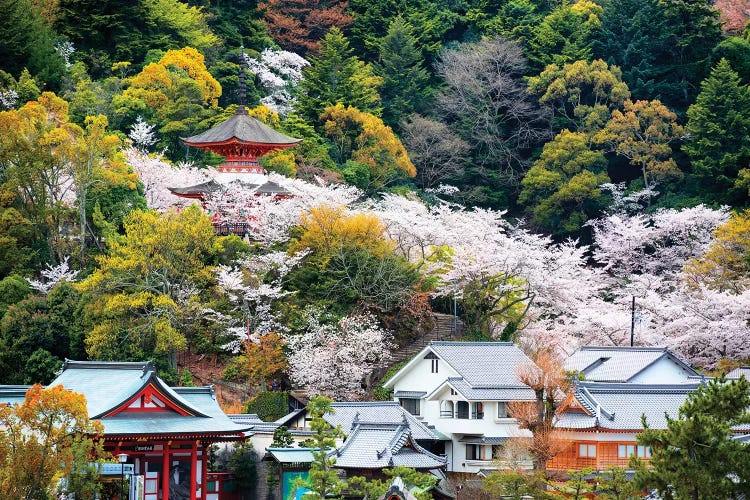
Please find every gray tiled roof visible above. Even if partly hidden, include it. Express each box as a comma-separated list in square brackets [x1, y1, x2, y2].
[556, 382, 701, 430]
[169, 179, 291, 196]
[564, 346, 697, 382]
[333, 422, 446, 470]
[182, 112, 301, 145]
[458, 436, 509, 444]
[0, 386, 31, 407]
[442, 377, 536, 402]
[727, 367, 750, 380]
[394, 391, 427, 398]
[428, 342, 536, 388]
[327, 402, 439, 441]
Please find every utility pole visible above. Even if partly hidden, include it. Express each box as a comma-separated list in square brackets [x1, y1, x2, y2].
[630, 296, 636, 347]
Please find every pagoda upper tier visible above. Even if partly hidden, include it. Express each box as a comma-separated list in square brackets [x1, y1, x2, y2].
[181, 107, 301, 174]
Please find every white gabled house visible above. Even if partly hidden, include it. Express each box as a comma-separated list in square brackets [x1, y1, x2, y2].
[381, 341, 537, 473]
[564, 346, 699, 384]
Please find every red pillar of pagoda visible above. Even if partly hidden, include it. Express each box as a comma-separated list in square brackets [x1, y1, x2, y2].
[162, 443, 171, 500]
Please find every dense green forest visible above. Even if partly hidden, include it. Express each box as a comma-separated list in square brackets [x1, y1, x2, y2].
[0, 0, 749, 394]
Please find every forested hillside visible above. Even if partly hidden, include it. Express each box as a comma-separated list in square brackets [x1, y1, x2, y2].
[0, 0, 748, 397]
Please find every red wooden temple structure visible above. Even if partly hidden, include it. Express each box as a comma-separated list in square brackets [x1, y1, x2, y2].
[169, 107, 301, 202]
[42, 361, 250, 500]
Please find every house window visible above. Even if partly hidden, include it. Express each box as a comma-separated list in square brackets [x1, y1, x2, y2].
[466, 444, 502, 461]
[472, 402, 484, 419]
[400, 398, 420, 416]
[440, 400, 454, 418]
[431, 359, 439, 373]
[450, 388, 457, 396]
[456, 401, 470, 419]
[618, 444, 651, 458]
[578, 443, 597, 457]
[466, 444, 487, 460]
[497, 402, 508, 418]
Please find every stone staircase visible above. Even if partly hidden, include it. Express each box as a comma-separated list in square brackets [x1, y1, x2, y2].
[390, 312, 464, 364]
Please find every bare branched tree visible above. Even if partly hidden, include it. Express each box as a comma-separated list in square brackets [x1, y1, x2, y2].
[400, 114, 469, 189]
[508, 349, 571, 472]
[435, 37, 551, 185]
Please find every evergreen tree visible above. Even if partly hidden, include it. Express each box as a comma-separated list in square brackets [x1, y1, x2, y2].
[519, 129, 610, 236]
[633, 376, 750, 499]
[296, 396, 346, 499]
[660, 0, 724, 112]
[527, 0, 603, 72]
[296, 28, 382, 124]
[0, 0, 65, 88]
[593, 0, 672, 102]
[684, 59, 750, 203]
[375, 16, 430, 129]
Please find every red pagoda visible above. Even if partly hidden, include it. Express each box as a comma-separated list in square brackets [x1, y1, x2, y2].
[169, 106, 301, 202]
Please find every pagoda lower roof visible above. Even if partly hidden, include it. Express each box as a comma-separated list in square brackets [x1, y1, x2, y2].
[168, 179, 291, 197]
[182, 112, 301, 146]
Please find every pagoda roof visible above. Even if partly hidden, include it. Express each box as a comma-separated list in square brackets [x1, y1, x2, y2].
[42, 360, 251, 438]
[168, 179, 291, 197]
[182, 111, 301, 146]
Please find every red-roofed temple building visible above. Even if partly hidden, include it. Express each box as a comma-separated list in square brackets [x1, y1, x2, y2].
[0, 361, 251, 500]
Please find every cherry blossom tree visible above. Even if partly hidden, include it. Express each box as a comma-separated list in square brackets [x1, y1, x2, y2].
[128, 116, 158, 151]
[124, 147, 210, 211]
[26, 256, 80, 294]
[217, 250, 309, 351]
[244, 48, 309, 115]
[285, 310, 393, 399]
[587, 205, 729, 277]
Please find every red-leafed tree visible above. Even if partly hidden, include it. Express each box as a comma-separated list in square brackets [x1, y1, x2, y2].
[715, 0, 750, 33]
[259, 0, 353, 55]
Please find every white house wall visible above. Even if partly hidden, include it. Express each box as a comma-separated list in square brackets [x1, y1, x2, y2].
[391, 352, 532, 473]
[629, 358, 693, 384]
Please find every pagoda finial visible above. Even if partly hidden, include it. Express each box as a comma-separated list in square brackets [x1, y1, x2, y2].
[237, 45, 248, 115]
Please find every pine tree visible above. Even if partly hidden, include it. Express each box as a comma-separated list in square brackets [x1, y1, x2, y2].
[633, 377, 750, 499]
[375, 16, 430, 129]
[296, 28, 382, 124]
[684, 58, 750, 202]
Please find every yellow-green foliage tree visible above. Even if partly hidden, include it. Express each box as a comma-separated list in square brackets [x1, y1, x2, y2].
[527, 59, 631, 133]
[684, 210, 750, 293]
[321, 104, 415, 192]
[287, 205, 419, 312]
[79, 206, 225, 369]
[111, 47, 221, 159]
[0, 384, 105, 500]
[0, 93, 138, 265]
[594, 99, 684, 194]
[290, 205, 392, 262]
[519, 129, 609, 235]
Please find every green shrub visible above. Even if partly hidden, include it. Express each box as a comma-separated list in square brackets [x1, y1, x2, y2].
[373, 361, 406, 401]
[243, 391, 288, 421]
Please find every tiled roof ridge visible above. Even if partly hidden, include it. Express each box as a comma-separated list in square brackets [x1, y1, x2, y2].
[580, 382, 702, 393]
[430, 341, 515, 346]
[331, 401, 400, 407]
[62, 359, 155, 372]
[577, 346, 668, 352]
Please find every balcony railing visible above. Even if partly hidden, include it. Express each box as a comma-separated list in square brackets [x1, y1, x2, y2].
[440, 410, 454, 418]
[472, 411, 484, 420]
[456, 408, 470, 419]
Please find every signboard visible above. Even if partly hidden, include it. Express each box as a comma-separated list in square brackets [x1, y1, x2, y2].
[131, 475, 145, 500]
[282, 471, 310, 500]
[134, 445, 154, 452]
